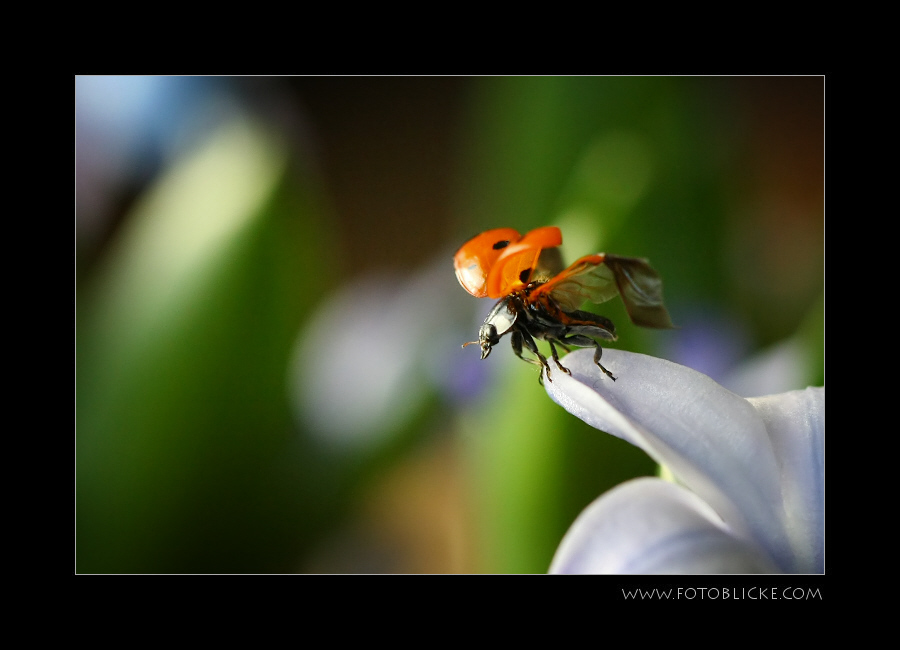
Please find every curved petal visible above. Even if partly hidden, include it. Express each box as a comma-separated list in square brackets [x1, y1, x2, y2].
[550, 478, 779, 574]
[544, 349, 796, 572]
[748, 387, 824, 573]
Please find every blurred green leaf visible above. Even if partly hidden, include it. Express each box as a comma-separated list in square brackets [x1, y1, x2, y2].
[76, 118, 335, 573]
[465, 364, 655, 574]
[798, 291, 825, 388]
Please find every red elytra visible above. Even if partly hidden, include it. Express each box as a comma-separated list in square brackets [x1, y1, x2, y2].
[453, 226, 562, 299]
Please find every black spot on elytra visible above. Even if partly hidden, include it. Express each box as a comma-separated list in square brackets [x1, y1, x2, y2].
[492, 240, 511, 250]
[519, 268, 531, 283]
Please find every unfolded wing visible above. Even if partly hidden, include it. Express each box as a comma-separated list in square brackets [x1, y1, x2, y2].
[534, 253, 675, 329]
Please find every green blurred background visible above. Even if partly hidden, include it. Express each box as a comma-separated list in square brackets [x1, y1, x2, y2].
[75, 76, 824, 573]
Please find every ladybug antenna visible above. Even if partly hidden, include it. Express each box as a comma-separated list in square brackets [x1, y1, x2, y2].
[462, 340, 479, 349]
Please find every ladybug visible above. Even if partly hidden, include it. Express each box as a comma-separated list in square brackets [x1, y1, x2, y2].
[453, 226, 674, 382]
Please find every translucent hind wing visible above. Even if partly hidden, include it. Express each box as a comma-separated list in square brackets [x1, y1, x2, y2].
[531, 247, 564, 283]
[602, 254, 674, 329]
[533, 254, 620, 311]
[536, 254, 675, 329]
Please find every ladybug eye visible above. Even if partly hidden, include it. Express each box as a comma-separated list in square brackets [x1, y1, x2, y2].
[492, 240, 511, 250]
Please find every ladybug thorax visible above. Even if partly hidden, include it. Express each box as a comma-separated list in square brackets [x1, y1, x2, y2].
[480, 296, 519, 344]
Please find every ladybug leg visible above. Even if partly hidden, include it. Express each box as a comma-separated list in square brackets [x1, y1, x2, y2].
[593, 344, 616, 381]
[558, 334, 617, 381]
[512, 329, 553, 382]
[547, 339, 572, 375]
[521, 329, 553, 381]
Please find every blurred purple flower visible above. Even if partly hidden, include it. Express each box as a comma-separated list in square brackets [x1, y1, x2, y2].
[544, 349, 823, 574]
[290, 256, 486, 451]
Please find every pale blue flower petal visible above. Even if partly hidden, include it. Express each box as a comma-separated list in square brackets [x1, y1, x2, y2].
[550, 478, 780, 574]
[748, 387, 824, 573]
[544, 349, 823, 572]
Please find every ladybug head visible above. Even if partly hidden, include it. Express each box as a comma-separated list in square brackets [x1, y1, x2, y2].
[462, 322, 500, 360]
[463, 297, 518, 360]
